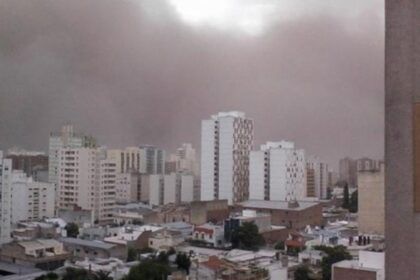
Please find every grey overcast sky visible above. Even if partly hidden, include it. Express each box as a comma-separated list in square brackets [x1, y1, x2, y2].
[0, 0, 384, 168]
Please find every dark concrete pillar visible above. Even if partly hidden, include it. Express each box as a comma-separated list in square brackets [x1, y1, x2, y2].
[386, 0, 420, 278]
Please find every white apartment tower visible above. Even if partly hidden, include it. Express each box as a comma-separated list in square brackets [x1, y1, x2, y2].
[249, 141, 306, 201]
[0, 151, 12, 245]
[49, 124, 96, 207]
[57, 148, 116, 223]
[11, 170, 55, 223]
[201, 111, 254, 205]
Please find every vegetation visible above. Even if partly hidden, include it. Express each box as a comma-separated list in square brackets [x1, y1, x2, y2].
[34, 272, 59, 280]
[313, 245, 352, 280]
[231, 222, 265, 251]
[349, 190, 358, 213]
[342, 183, 350, 209]
[274, 241, 285, 250]
[127, 246, 157, 262]
[287, 246, 306, 256]
[122, 257, 170, 280]
[65, 222, 79, 238]
[294, 265, 311, 280]
[175, 252, 191, 275]
[326, 187, 332, 199]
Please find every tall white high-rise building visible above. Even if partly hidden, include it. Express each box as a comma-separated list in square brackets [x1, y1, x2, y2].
[49, 124, 96, 207]
[148, 173, 194, 206]
[201, 111, 254, 204]
[57, 148, 116, 223]
[249, 141, 306, 201]
[0, 151, 12, 245]
[10, 170, 55, 223]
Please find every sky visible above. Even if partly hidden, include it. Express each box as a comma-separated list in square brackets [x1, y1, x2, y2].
[0, 0, 384, 168]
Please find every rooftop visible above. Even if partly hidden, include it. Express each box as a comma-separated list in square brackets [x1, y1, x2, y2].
[239, 200, 319, 211]
[61, 238, 116, 250]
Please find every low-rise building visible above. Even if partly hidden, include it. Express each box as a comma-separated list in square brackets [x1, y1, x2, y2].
[61, 237, 126, 260]
[192, 224, 225, 248]
[298, 250, 326, 266]
[113, 203, 155, 226]
[190, 200, 229, 225]
[12, 222, 61, 241]
[0, 239, 70, 270]
[332, 250, 385, 280]
[148, 229, 184, 251]
[104, 225, 162, 250]
[238, 200, 323, 230]
[57, 207, 94, 228]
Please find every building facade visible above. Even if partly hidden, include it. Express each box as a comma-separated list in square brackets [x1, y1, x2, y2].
[201, 111, 254, 204]
[11, 170, 55, 223]
[139, 145, 166, 175]
[249, 141, 306, 201]
[49, 124, 96, 208]
[107, 147, 141, 174]
[0, 151, 12, 245]
[358, 165, 385, 235]
[57, 148, 116, 223]
[306, 156, 328, 200]
[385, 1, 420, 278]
[149, 173, 194, 206]
[6, 150, 48, 181]
[115, 172, 139, 204]
[166, 143, 199, 176]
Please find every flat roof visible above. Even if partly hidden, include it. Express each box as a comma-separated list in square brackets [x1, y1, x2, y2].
[333, 260, 381, 272]
[61, 238, 116, 250]
[239, 200, 319, 211]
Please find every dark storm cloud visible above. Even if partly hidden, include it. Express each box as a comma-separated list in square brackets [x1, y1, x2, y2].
[0, 0, 384, 168]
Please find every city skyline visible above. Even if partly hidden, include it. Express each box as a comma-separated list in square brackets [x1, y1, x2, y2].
[0, 0, 384, 168]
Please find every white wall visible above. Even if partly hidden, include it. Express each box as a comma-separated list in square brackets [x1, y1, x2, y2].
[249, 151, 265, 200]
[218, 117, 234, 204]
[180, 174, 194, 202]
[200, 119, 215, 201]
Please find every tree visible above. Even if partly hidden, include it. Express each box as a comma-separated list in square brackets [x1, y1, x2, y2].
[274, 241, 285, 250]
[231, 222, 265, 251]
[92, 270, 112, 280]
[314, 245, 352, 280]
[127, 247, 138, 262]
[122, 259, 170, 280]
[65, 222, 79, 238]
[62, 267, 89, 280]
[349, 190, 358, 213]
[342, 183, 350, 209]
[326, 187, 332, 200]
[176, 252, 191, 275]
[294, 265, 311, 280]
[34, 273, 59, 280]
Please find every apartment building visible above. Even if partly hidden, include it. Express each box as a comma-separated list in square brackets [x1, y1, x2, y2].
[149, 173, 194, 206]
[0, 151, 12, 245]
[57, 148, 116, 223]
[11, 170, 55, 223]
[249, 141, 306, 201]
[201, 111, 253, 204]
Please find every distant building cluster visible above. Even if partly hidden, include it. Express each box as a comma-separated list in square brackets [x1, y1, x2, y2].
[0, 112, 385, 279]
